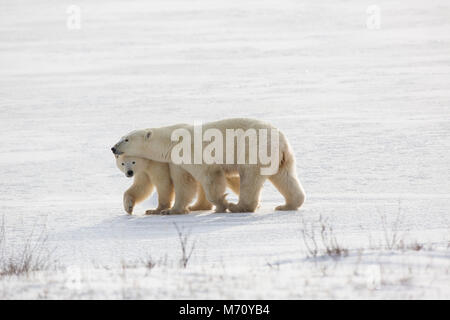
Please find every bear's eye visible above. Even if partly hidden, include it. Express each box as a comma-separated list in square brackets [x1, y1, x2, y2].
[132, 161, 135, 164]
[125, 139, 128, 142]
[121, 163, 124, 166]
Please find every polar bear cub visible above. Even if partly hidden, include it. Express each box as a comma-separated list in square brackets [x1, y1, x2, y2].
[115, 155, 240, 214]
[116, 155, 173, 214]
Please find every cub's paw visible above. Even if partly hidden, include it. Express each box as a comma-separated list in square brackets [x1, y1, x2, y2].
[214, 195, 229, 213]
[123, 195, 135, 214]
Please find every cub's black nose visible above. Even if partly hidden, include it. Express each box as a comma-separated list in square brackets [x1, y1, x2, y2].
[127, 170, 134, 177]
[111, 147, 116, 153]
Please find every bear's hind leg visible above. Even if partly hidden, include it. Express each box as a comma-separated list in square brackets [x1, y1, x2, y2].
[228, 168, 266, 213]
[269, 163, 305, 211]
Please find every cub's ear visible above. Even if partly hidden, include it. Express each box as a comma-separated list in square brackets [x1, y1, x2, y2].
[145, 130, 152, 140]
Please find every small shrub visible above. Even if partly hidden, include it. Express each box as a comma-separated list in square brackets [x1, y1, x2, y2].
[0, 218, 53, 277]
[173, 223, 195, 268]
[379, 201, 405, 250]
[300, 215, 348, 259]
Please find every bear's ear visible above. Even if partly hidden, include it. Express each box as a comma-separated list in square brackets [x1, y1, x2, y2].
[145, 130, 152, 140]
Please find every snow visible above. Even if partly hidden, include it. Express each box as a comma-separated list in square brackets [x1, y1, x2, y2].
[0, 0, 449, 299]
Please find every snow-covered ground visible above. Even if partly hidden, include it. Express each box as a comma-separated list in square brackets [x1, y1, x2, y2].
[0, 0, 449, 299]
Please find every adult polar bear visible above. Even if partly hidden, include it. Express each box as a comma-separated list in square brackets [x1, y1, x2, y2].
[111, 118, 305, 213]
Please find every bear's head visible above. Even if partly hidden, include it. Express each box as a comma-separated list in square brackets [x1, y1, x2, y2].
[111, 129, 152, 158]
[115, 154, 148, 178]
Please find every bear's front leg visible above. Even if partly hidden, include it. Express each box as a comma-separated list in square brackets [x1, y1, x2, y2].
[145, 204, 171, 215]
[123, 193, 135, 214]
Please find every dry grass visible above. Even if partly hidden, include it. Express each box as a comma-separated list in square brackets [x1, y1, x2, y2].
[300, 208, 425, 260]
[379, 202, 405, 250]
[300, 215, 348, 258]
[118, 224, 197, 271]
[143, 256, 157, 270]
[120, 223, 196, 270]
[0, 216, 4, 254]
[319, 216, 349, 257]
[300, 203, 426, 260]
[0, 217, 54, 277]
[378, 203, 426, 252]
[300, 215, 319, 258]
[173, 223, 195, 268]
[395, 240, 424, 252]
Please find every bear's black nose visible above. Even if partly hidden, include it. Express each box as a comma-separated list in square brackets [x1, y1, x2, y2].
[127, 170, 133, 177]
[111, 147, 116, 154]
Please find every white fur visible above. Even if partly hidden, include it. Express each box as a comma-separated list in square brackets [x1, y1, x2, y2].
[113, 118, 305, 213]
[115, 155, 240, 214]
[115, 155, 173, 214]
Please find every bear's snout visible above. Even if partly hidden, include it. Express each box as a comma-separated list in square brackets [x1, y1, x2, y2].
[126, 170, 134, 177]
[111, 145, 124, 155]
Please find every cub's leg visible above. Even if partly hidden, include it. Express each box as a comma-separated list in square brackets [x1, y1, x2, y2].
[189, 175, 241, 211]
[124, 173, 153, 214]
[145, 165, 174, 215]
[228, 167, 266, 213]
[189, 184, 213, 211]
[268, 152, 305, 211]
[225, 176, 240, 194]
[190, 166, 228, 213]
[161, 165, 197, 215]
[145, 179, 174, 215]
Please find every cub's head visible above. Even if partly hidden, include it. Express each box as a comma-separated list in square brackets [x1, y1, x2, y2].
[111, 129, 152, 157]
[115, 154, 148, 178]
